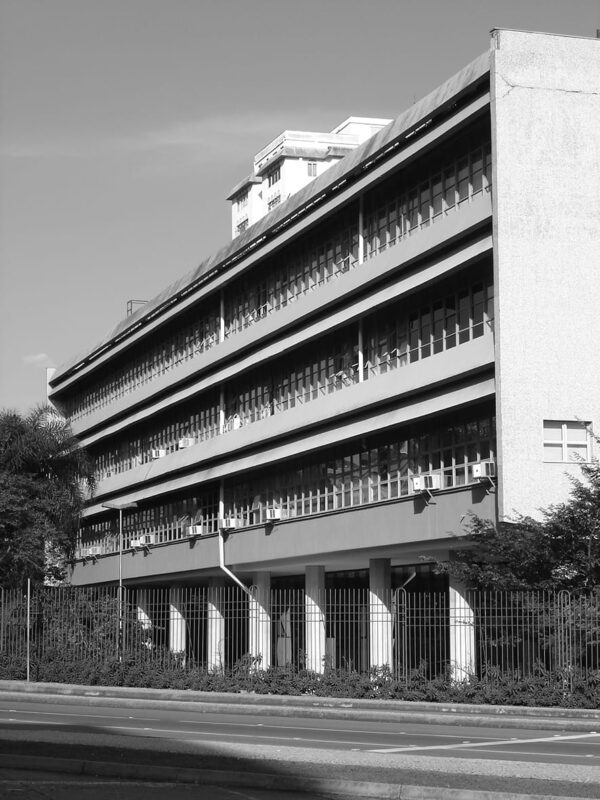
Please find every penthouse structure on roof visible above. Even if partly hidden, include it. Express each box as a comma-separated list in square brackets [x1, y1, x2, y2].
[49, 29, 600, 676]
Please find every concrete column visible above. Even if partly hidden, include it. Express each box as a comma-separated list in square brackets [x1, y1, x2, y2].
[305, 566, 326, 673]
[168, 587, 187, 659]
[357, 319, 364, 383]
[358, 194, 364, 265]
[369, 559, 393, 670]
[249, 572, 271, 670]
[207, 579, 226, 672]
[137, 589, 152, 630]
[219, 291, 225, 343]
[449, 579, 475, 682]
[219, 386, 225, 434]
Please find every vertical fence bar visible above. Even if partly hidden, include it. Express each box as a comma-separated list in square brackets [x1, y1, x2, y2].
[26, 579, 31, 682]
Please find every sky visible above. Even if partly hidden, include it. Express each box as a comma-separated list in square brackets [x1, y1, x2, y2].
[1, 0, 598, 412]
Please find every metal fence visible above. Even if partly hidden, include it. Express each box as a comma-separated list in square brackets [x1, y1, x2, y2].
[2, 583, 600, 684]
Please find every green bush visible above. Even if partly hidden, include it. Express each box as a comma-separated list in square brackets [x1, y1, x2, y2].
[4, 651, 600, 707]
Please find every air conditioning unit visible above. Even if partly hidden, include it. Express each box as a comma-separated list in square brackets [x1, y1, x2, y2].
[131, 534, 154, 548]
[187, 524, 204, 537]
[265, 507, 281, 522]
[412, 474, 441, 493]
[473, 460, 496, 480]
[219, 518, 238, 531]
[178, 437, 195, 449]
[151, 448, 167, 460]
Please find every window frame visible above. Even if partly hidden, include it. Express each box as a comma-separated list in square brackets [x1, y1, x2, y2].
[543, 420, 592, 463]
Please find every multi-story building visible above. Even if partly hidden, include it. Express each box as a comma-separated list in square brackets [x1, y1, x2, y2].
[228, 116, 391, 238]
[49, 29, 600, 675]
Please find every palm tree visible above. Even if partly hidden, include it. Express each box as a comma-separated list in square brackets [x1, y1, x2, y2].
[0, 404, 94, 588]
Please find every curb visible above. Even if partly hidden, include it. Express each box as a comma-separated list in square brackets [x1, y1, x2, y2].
[0, 754, 593, 800]
[1, 681, 600, 732]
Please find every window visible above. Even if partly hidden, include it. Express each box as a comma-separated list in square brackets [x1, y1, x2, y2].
[268, 195, 281, 211]
[267, 166, 281, 187]
[543, 420, 592, 462]
[236, 218, 249, 234]
[236, 191, 248, 210]
[307, 161, 317, 177]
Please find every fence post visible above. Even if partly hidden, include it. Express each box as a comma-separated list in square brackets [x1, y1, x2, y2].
[26, 578, 31, 682]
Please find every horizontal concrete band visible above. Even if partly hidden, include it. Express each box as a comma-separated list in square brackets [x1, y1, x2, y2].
[1, 754, 585, 800]
[2, 682, 599, 731]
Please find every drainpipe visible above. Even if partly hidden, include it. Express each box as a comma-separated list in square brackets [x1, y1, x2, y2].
[217, 479, 252, 598]
[218, 531, 252, 599]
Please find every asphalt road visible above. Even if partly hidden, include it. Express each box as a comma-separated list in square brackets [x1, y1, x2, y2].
[1, 691, 600, 799]
[1, 697, 600, 766]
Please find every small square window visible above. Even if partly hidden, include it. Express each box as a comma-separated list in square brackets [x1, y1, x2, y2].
[543, 420, 592, 462]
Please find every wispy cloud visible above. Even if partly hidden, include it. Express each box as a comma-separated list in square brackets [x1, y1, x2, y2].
[23, 352, 54, 368]
[1, 109, 345, 164]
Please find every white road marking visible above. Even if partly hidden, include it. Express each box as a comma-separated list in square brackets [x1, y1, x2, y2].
[2, 709, 159, 721]
[370, 731, 600, 754]
[177, 719, 504, 741]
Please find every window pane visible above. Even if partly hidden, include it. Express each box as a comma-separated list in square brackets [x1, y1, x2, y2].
[544, 443, 563, 461]
[567, 444, 588, 460]
[543, 421, 563, 442]
[566, 422, 588, 442]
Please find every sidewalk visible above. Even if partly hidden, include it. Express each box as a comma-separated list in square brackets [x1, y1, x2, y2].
[2, 679, 600, 731]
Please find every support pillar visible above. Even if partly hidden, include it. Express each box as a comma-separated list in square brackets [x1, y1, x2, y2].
[357, 319, 364, 383]
[449, 579, 475, 682]
[305, 566, 326, 673]
[249, 572, 271, 670]
[358, 194, 364, 265]
[207, 578, 226, 672]
[168, 587, 187, 660]
[219, 290, 225, 343]
[369, 559, 392, 670]
[137, 589, 152, 630]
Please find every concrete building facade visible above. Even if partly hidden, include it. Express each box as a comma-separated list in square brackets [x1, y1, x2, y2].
[49, 30, 600, 674]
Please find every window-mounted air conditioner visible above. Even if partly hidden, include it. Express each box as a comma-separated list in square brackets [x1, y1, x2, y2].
[265, 507, 282, 522]
[473, 460, 496, 480]
[187, 524, 204, 537]
[219, 518, 238, 531]
[151, 448, 167, 460]
[178, 437, 195, 449]
[131, 534, 154, 548]
[412, 474, 441, 493]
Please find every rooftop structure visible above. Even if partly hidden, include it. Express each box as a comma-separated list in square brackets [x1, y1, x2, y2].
[227, 117, 391, 238]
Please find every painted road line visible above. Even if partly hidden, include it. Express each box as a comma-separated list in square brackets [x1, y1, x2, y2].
[177, 719, 507, 741]
[2, 709, 160, 721]
[370, 731, 600, 754]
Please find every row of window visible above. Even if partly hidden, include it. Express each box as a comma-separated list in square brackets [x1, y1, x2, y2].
[363, 141, 492, 259]
[91, 271, 493, 480]
[66, 125, 491, 423]
[80, 411, 496, 555]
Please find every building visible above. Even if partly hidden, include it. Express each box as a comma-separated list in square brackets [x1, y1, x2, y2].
[49, 29, 600, 675]
[227, 117, 391, 238]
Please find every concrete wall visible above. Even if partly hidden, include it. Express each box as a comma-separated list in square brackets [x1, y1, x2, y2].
[71, 484, 497, 586]
[491, 30, 600, 519]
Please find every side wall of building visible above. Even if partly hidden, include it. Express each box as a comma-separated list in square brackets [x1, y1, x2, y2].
[491, 30, 600, 519]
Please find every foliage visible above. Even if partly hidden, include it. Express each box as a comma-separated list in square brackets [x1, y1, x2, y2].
[0, 405, 94, 588]
[3, 653, 600, 708]
[438, 459, 600, 591]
